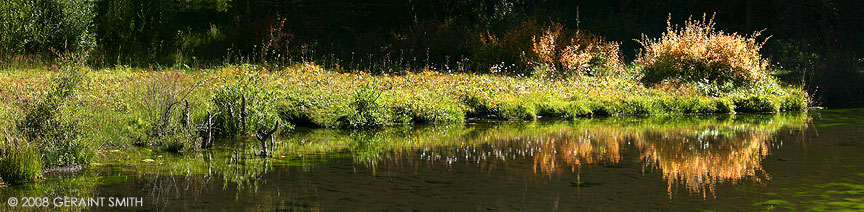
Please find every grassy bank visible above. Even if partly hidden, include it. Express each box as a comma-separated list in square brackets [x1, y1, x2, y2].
[0, 18, 810, 186]
[0, 62, 806, 185]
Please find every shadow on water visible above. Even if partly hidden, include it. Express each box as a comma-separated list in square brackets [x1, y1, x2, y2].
[2, 111, 863, 211]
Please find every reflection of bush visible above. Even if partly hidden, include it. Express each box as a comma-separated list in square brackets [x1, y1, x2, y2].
[84, 114, 805, 198]
[639, 129, 772, 197]
[292, 114, 804, 197]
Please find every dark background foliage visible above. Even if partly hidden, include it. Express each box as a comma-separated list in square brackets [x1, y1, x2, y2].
[0, 0, 861, 107]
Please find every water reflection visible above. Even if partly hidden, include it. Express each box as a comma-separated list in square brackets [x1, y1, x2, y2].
[0, 113, 810, 211]
[324, 114, 806, 197]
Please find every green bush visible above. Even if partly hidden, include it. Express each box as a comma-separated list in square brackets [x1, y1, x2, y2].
[494, 96, 537, 120]
[461, 90, 495, 118]
[389, 91, 464, 124]
[0, 134, 43, 185]
[0, 0, 95, 55]
[16, 63, 94, 167]
[339, 84, 392, 128]
[212, 70, 285, 136]
[734, 95, 781, 113]
[18, 66, 83, 140]
[160, 130, 198, 153]
[780, 89, 808, 111]
[534, 95, 595, 118]
[38, 116, 93, 167]
[278, 87, 350, 128]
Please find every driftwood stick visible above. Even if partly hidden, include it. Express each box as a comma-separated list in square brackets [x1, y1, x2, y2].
[256, 120, 279, 157]
[182, 99, 190, 127]
[201, 111, 215, 149]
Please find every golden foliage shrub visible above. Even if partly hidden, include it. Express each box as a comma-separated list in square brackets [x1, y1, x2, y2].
[469, 21, 543, 74]
[636, 15, 771, 85]
[529, 23, 623, 78]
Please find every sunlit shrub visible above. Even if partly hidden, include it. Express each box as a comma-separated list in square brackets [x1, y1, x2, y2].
[468, 21, 542, 74]
[339, 83, 392, 128]
[780, 89, 808, 111]
[16, 61, 94, 167]
[529, 23, 623, 78]
[144, 73, 197, 139]
[212, 68, 286, 136]
[636, 15, 770, 86]
[734, 95, 780, 113]
[279, 94, 348, 128]
[495, 96, 537, 120]
[529, 94, 594, 119]
[389, 91, 464, 124]
[139, 73, 201, 152]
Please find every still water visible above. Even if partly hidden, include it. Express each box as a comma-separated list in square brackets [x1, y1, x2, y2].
[2, 110, 863, 211]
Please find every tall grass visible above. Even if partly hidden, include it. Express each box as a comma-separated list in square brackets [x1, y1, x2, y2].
[0, 128, 43, 185]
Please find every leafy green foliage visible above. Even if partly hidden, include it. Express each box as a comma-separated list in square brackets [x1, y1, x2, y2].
[0, 0, 95, 55]
[212, 67, 286, 137]
[15, 61, 94, 167]
[339, 83, 392, 128]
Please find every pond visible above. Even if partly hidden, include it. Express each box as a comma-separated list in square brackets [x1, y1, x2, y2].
[2, 110, 863, 211]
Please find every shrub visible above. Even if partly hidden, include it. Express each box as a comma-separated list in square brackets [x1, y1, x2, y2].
[636, 15, 770, 86]
[490, 96, 537, 120]
[529, 23, 623, 78]
[38, 115, 94, 166]
[339, 83, 392, 128]
[460, 89, 495, 118]
[388, 91, 464, 124]
[160, 130, 198, 153]
[211, 69, 285, 136]
[141, 73, 201, 152]
[278, 84, 350, 128]
[18, 66, 84, 141]
[0, 0, 95, 56]
[734, 95, 780, 113]
[16, 61, 94, 167]
[468, 20, 542, 75]
[780, 89, 808, 111]
[144, 73, 198, 140]
[0, 130, 42, 185]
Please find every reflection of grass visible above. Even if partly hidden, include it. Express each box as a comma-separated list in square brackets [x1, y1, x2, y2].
[0, 169, 99, 212]
[754, 200, 795, 210]
[755, 181, 864, 211]
[2, 113, 807, 202]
